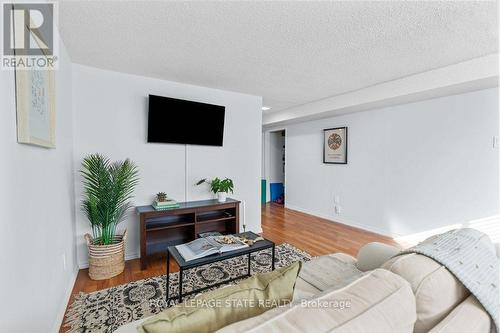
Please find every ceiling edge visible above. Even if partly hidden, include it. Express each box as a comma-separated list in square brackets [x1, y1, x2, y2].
[263, 54, 499, 127]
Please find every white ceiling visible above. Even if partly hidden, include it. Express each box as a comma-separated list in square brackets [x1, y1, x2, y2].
[58, 1, 498, 113]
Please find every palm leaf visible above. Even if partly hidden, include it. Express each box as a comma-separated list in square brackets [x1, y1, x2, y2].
[81, 154, 139, 245]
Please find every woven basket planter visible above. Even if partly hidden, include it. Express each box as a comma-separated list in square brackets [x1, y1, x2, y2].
[84, 230, 127, 280]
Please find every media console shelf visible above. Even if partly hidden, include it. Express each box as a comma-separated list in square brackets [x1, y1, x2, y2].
[136, 198, 240, 270]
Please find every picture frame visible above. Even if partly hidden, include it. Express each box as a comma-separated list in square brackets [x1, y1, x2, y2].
[323, 127, 348, 164]
[13, 9, 56, 148]
[15, 69, 56, 148]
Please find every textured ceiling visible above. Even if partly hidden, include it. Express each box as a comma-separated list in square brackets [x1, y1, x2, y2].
[58, 1, 498, 112]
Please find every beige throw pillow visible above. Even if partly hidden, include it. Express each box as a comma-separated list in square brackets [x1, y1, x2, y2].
[355, 242, 401, 271]
[137, 261, 302, 333]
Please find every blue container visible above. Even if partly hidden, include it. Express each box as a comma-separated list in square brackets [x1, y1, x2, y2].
[270, 183, 284, 202]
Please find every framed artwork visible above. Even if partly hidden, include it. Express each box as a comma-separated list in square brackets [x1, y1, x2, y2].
[13, 8, 56, 148]
[323, 127, 347, 164]
[15, 69, 56, 148]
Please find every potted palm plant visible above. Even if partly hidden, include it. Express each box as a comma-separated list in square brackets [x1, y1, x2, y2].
[196, 177, 234, 202]
[81, 154, 139, 280]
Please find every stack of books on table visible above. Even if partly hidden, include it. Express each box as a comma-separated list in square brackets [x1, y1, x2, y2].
[152, 199, 180, 210]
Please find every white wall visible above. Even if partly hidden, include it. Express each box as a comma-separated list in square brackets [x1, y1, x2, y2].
[0, 43, 78, 331]
[72, 65, 262, 267]
[281, 88, 499, 237]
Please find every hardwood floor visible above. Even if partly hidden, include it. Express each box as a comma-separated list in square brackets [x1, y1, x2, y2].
[261, 203, 398, 257]
[59, 203, 397, 332]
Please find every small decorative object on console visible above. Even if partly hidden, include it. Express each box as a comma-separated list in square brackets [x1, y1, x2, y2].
[152, 192, 180, 210]
[196, 177, 234, 202]
[156, 192, 168, 202]
[152, 201, 180, 210]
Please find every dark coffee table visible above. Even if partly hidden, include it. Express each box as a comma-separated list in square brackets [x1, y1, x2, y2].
[166, 231, 275, 304]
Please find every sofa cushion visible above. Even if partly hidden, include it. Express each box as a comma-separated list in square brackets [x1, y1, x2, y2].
[428, 295, 491, 333]
[382, 253, 470, 333]
[137, 261, 301, 333]
[293, 253, 362, 301]
[293, 276, 321, 301]
[216, 269, 416, 333]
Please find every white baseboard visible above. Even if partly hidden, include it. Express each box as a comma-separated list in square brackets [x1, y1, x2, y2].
[52, 267, 79, 333]
[284, 203, 400, 238]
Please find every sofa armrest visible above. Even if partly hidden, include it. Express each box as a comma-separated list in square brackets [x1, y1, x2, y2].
[356, 242, 401, 272]
[428, 295, 491, 333]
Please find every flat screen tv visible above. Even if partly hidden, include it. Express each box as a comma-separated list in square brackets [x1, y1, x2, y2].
[147, 94, 225, 146]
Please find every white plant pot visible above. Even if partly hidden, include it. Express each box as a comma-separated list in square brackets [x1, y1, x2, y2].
[217, 192, 227, 202]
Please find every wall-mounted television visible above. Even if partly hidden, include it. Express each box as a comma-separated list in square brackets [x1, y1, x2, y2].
[147, 94, 225, 146]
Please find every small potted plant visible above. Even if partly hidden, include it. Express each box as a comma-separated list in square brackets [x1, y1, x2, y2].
[156, 192, 168, 202]
[196, 177, 234, 202]
[81, 154, 139, 280]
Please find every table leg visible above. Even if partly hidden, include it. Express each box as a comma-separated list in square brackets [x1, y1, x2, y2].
[179, 268, 183, 303]
[247, 253, 251, 276]
[166, 251, 170, 305]
[272, 244, 275, 270]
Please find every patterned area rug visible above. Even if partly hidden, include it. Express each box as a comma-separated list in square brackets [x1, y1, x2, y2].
[64, 243, 311, 333]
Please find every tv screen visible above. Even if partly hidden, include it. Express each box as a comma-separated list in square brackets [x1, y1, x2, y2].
[147, 94, 225, 146]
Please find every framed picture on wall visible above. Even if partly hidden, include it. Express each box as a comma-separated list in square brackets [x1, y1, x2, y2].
[12, 2, 56, 148]
[15, 69, 56, 148]
[323, 127, 348, 164]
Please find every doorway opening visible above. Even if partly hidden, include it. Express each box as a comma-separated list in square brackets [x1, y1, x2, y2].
[268, 129, 286, 205]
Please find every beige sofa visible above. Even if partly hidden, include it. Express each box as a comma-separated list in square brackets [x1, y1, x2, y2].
[117, 242, 494, 333]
